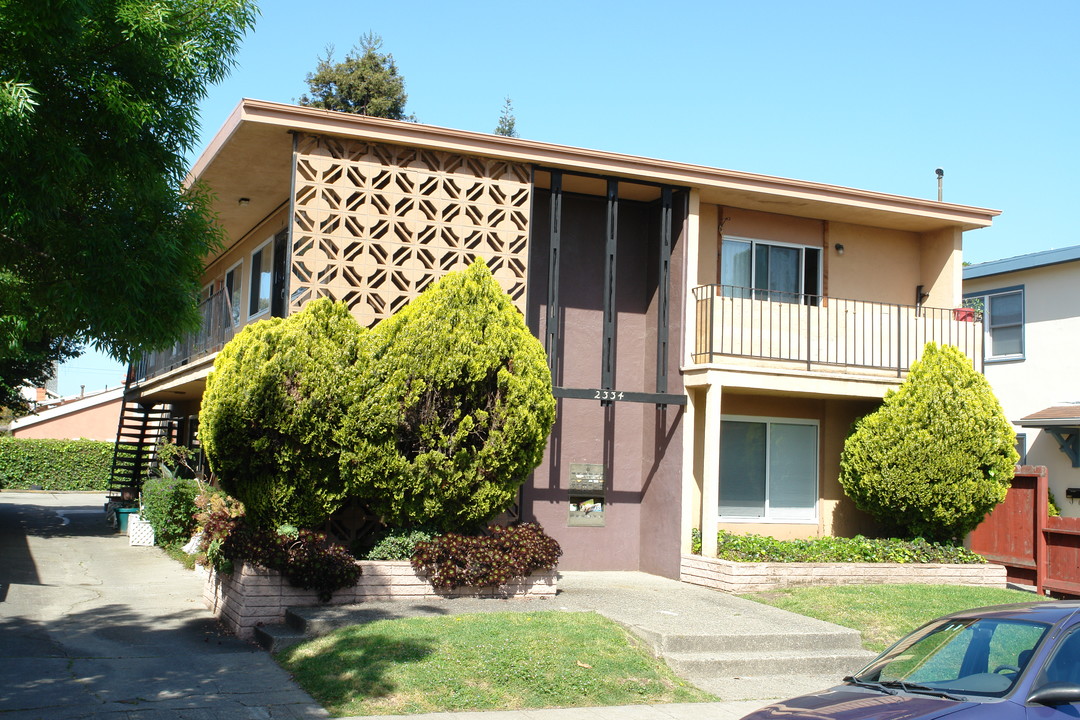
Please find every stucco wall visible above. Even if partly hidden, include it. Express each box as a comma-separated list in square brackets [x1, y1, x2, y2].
[525, 187, 685, 576]
[11, 395, 123, 442]
[966, 261, 1080, 517]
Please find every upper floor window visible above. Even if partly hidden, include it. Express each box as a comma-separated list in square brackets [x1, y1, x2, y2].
[249, 238, 273, 318]
[965, 286, 1023, 360]
[720, 237, 821, 303]
[224, 262, 242, 327]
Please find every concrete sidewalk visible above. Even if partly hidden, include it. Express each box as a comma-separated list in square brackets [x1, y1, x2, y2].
[1, 491, 842, 720]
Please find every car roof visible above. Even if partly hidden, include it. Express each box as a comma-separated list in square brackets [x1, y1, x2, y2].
[943, 600, 1080, 626]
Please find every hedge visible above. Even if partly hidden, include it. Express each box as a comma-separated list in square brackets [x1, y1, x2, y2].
[0, 437, 115, 490]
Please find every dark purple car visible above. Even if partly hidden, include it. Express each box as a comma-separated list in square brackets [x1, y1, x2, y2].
[741, 600, 1080, 719]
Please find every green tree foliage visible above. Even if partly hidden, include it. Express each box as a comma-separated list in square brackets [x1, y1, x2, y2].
[340, 261, 555, 532]
[839, 342, 1018, 542]
[200, 299, 366, 528]
[0, 0, 257, 405]
[494, 96, 518, 137]
[299, 32, 413, 120]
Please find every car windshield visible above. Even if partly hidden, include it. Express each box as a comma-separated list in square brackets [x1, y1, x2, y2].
[852, 617, 1050, 698]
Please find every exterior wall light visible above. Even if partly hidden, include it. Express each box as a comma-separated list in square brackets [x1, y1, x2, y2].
[834, 243, 844, 255]
[238, 197, 251, 207]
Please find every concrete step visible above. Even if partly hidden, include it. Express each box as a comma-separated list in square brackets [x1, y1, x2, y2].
[634, 627, 867, 655]
[693, 672, 848, 702]
[253, 623, 310, 654]
[666, 647, 875, 678]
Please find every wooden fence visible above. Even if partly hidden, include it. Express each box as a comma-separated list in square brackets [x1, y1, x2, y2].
[969, 466, 1080, 597]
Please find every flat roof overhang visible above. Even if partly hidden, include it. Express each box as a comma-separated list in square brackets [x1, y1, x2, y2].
[191, 99, 1001, 265]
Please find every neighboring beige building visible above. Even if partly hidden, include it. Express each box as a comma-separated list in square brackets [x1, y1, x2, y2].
[11, 387, 124, 442]
[116, 99, 999, 575]
[964, 247, 1080, 517]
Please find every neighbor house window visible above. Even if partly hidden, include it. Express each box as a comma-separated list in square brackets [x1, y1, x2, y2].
[720, 237, 821, 303]
[965, 286, 1024, 360]
[224, 262, 242, 327]
[249, 238, 273, 318]
[719, 416, 818, 521]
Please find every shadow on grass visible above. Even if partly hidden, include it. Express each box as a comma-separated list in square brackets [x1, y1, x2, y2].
[276, 630, 435, 709]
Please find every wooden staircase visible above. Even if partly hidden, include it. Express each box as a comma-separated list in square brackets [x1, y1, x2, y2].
[107, 399, 174, 501]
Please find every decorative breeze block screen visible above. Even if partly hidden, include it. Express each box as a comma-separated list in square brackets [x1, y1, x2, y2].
[290, 133, 531, 326]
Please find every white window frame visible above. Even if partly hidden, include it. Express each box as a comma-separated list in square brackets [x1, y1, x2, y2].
[224, 260, 243, 328]
[719, 414, 819, 523]
[720, 235, 822, 303]
[964, 285, 1024, 361]
[248, 237, 274, 320]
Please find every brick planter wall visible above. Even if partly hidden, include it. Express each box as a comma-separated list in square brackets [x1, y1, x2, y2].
[204, 560, 557, 639]
[680, 554, 1007, 593]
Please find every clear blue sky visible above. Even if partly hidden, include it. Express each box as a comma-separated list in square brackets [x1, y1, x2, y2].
[57, 0, 1080, 396]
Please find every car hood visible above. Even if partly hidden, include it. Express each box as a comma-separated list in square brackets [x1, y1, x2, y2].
[742, 688, 978, 720]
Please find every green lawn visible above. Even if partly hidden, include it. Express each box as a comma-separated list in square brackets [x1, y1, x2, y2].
[740, 584, 1047, 652]
[275, 611, 715, 717]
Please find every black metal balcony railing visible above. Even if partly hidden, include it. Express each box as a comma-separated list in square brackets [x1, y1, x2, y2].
[692, 285, 984, 375]
[132, 289, 237, 383]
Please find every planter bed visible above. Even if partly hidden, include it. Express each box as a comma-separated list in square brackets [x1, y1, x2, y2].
[204, 560, 557, 639]
[680, 554, 1007, 594]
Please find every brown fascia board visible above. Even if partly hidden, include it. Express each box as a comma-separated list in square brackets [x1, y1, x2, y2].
[191, 98, 1001, 233]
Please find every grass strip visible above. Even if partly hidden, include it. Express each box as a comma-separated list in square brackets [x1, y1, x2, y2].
[741, 584, 1047, 652]
[276, 610, 714, 716]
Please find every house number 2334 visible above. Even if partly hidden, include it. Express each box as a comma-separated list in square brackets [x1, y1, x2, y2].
[594, 390, 625, 401]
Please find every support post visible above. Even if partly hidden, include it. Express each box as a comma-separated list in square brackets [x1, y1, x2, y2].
[602, 179, 618, 394]
[546, 171, 563, 381]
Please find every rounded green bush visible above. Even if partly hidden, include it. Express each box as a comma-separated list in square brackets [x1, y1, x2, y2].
[141, 473, 201, 546]
[839, 343, 1018, 542]
[199, 298, 365, 529]
[340, 260, 555, 533]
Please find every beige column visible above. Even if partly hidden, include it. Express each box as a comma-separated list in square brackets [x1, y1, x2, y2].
[682, 190, 702, 368]
[681, 386, 701, 555]
[700, 381, 721, 557]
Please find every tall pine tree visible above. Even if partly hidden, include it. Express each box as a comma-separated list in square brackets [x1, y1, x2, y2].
[299, 32, 413, 120]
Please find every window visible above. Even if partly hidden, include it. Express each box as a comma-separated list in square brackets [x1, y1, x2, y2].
[720, 237, 821, 303]
[719, 416, 818, 521]
[964, 286, 1023, 360]
[224, 262, 242, 327]
[249, 239, 273, 318]
[1015, 433, 1027, 465]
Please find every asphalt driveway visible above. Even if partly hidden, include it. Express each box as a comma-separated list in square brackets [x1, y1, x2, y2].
[0, 491, 326, 719]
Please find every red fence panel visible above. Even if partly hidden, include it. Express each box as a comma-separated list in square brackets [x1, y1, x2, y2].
[970, 466, 1080, 597]
[970, 469, 1041, 586]
[1044, 516, 1080, 597]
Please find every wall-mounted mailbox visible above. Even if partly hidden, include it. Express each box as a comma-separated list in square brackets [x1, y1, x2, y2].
[568, 463, 605, 527]
[1065, 488, 1080, 500]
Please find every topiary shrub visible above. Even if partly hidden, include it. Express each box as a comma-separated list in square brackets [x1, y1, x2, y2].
[199, 298, 365, 529]
[140, 471, 201, 546]
[340, 260, 555, 532]
[839, 342, 1018, 542]
[410, 523, 562, 589]
[0, 437, 113, 490]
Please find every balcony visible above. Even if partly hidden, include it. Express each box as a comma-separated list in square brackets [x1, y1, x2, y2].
[692, 285, 983, 377]
[131, 289, 237, 384]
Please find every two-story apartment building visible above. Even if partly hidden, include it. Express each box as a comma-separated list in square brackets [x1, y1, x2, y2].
[119, 99, 998, 577]
[964, 247, 1080, 517]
